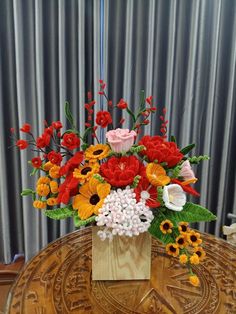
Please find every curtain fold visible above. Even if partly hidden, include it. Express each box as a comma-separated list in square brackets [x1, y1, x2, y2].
[0, 0, 236, 263]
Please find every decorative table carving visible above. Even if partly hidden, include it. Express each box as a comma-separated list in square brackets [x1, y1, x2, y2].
[6, 227, 236, 314]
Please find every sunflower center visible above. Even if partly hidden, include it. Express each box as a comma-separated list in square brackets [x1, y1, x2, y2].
[93, 149, 103, 155]
[181, 225, 187, 232]
[170, 246, 176, 253]
[177, 238, 184, 245]
[196, 251, 201, 257]
[190, 235, 197, 242]
[90, 194, 100, 205]
[163, 223, 170, 230]
[81, 167, 92, 175]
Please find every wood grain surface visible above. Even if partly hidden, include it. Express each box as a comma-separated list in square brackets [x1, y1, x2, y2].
[92, 227, 151, 280]
[5, 227, 236, 314]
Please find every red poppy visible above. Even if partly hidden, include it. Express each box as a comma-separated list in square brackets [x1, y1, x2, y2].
[100, 155, 142, 187]
[20, 123, 31, 133]
[16, 139, 28, 150]
[96, 111, 112, 128]
[61, 133, 80, 150]
[47, 151, 62, 165]
[171, 179, 200, 197]
[117, 99, 128, 109]
[31, 157, 42, 168]
[135, 176, 160, 208]
[139, 135, 183, 167]
[36, 132, 51, 148]
[52, 121, 63, 130]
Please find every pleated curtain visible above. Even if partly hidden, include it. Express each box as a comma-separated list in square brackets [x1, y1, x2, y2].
[0, 0, 236, 263]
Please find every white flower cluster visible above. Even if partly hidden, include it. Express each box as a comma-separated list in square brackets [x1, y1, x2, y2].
[96, 186, 154, 241]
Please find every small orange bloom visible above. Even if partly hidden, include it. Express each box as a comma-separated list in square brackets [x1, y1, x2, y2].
[146, 163, 170, 186]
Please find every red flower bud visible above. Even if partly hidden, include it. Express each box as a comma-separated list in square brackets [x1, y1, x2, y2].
[146, 96, 153, 105]
[101, 83, 106, 89]
[85, 123, 91, 127]
[31, 157, 42, 168]
[117, 99, 128, 109]
[99, 79, 103, 84]
[143, 119, 150, 125]
[20, 123, 31, 133]
[16, 139, 28, 150]
[10, 128, 15, 134]
[90, 100, 96, 106]
[52, 121, 63, 130]
[98, 91, 104, 95]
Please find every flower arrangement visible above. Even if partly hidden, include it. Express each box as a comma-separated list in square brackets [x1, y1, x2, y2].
[12, 81, 216, 286]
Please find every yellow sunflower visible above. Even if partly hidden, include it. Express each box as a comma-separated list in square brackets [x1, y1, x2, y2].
[175, 235, 187, 248]
[178, 221, 190, 234]
[73, 162, 100, 183]
[166, 243, 179, 257]
[85, 144, 110, 162]
[160, 219, 173, 234]
[146, 163, 170, 186]
[72, 177, 111, 220]
[193, 246, 206, 261]
[187, 230, 202, 247]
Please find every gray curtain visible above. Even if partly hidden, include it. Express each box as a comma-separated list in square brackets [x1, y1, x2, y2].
[0, 0, 236, 264]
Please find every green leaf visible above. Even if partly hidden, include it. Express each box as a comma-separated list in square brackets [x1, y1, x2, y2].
[126, 107, 136, 122]
[171, 135, 176, 143]
[64, 102, 75, 128]
[82, 126, 93, 142]
[148, 214, 174, 245]
[188, 155, 210, 164]
[140, 90, 145, 110]
[30, 167, 39, 176]
[73, 215, 96, 227]
[81, 143, 89, 151]
[180, 143, 195, 155]
[44, 207, 76, 220]
[167, 202, 217, 223]
[21, 189, 35, 196]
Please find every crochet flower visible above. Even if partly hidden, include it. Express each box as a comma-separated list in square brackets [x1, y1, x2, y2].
[166, 243, 179, 257]
[85, 144, 110, 162]
[31, 157, 42, 168]
[20, 123, 31, 133]
[96, 186, 154, 240]
[180, 160, 197, 183]
[96, 111, 112, 128]
[193, 247, 206, 261]
[100, 155, 142, 187]
[187, 230, 202, 247]
[160, 220, 173, 234]
[178, 221, 190, 234]
[189, 275, 200, 287]
[73, 162, 100, 183]
[16, 139, 28, 150]
[171, 179, 200, 197]
[59, 151, 84, 176]
[72, 177, 111, 220]
[106, 128, 136, 153]
[47, 151, 62, 165]
[139, 135, 183, 167]
[146, 163, 170, 186]
[163, 184, 186, 211]
[134, 176, 160, 208]
[61, 133, 80, 150]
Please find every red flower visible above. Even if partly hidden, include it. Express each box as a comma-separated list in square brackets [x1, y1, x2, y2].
[117, 99, 128, 109]
[96, 111, 112, 128]
[31, 157, 42, 168]
[59, 151, 84, 176]
[44, 126, 53, 136]
[57, 173, 79, 204]
[171, 179, 200, 197]
[135, 176, 160, 208]
[52, 121, 63, 130]
[146, 96, 153, 105]
[47, 151, 62, 165]
[61, 133, 80, 150]
[36, 133, 51, 148]
[16, 139, 28, 150]
[20, 123, 31, 133]
[139, 135, 183, 167]
[100, 156, 142, 187]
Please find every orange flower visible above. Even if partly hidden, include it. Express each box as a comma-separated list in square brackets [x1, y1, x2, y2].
[189, 275, 200, 287]
[179, 254, 188, 264]
[47, 197, 58, 206]
[36, 184, 50, 197]
[146, 163, 170, 186]
[193, 247, 206, 261]
[50, 181, 59, 194]
[190, 253, 200, 265]
[49, 165, 60, 179]
[160, 220, 173, 234]
[37, 176, 50, 185]
[176, 235, 187, 248]
[33, 200, 46, 209]
[43, 161, 54, 171]
[178, 222, 190, 234]
[166, 243, 179, 257]
[187, 231, 202, 247]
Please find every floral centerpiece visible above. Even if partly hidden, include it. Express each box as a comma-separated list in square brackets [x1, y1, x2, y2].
[12, 81, 216, 286]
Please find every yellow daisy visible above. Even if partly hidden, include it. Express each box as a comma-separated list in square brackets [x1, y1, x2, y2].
[189, 274, 200, 287]
[187, 230, 202, 247]
[73, 162, 100, 183]
[193, 246, 206, 261]
[146, 163, 170, 186]
[175, 235, 187, 249]
[179, 254, 188, 264]
[190, 253, 200, 265]
[160, 219, 173, 234]
[166, 243, 179, 257]
[178, 221, 190, 234]
[85, 144, 110, 162]
[72, 177, 111, 220]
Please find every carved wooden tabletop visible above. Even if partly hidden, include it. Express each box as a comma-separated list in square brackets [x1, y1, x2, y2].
[6, 227, 236, 314]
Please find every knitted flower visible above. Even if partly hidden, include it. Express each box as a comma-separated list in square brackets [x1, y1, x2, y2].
[96, 186, 154, 240]
[85, 144, 110, 162]
[72, 177, 111, 220]
[146, 163, 170, 186]
[139, 135, 183, 167]
[106, 128, 136, 153]
[166, 243, 179, 257]
[134, 176, 160, 208]
[160, 220, 173, 234]
[96, 111, 112, 128]
[73, 162, 100, 183]
[100, 155, 142, 187]
[163, 184, 186, 211]
[189, 275, 200, 286]
[180, 160, 197, 183]
[193, 246, 206, 261]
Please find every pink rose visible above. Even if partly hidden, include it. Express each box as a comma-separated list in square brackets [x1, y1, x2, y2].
[180, 160, 197, 181]
[106, 128, 137, 153]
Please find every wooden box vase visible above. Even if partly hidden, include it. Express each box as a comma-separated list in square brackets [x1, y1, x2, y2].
[92, 227, 152, 280]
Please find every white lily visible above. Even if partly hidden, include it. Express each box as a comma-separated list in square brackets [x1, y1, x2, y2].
[163, 184, 186, 211]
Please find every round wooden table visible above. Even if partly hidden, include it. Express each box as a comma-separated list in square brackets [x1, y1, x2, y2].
[6, 227, 236, 314]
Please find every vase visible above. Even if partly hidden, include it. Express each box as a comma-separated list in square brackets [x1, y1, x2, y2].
[92, 226, 152, 280]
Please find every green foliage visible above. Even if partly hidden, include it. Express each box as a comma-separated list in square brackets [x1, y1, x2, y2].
[93, 174, 106, 183]
[44, 207, 76, 220]
[167, 202, 216, 223]
[21, 189, 35, 196]
[65, 102, 75, 128]
[126, 107, 136, 122]
[180, 143, 195, 155]
[148, 215, 174, 244]
[30, 168, 39, 176]
[171, 135, 176, 143]
[130, 145, 145, 153]
[82, 126, 93, 143]
[171, 165, 181, 178]
[188, 155, 210, 164]
[140, 90, 145, 110]
[73, 215, 96, 227]
[131, 175, 141, 188]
